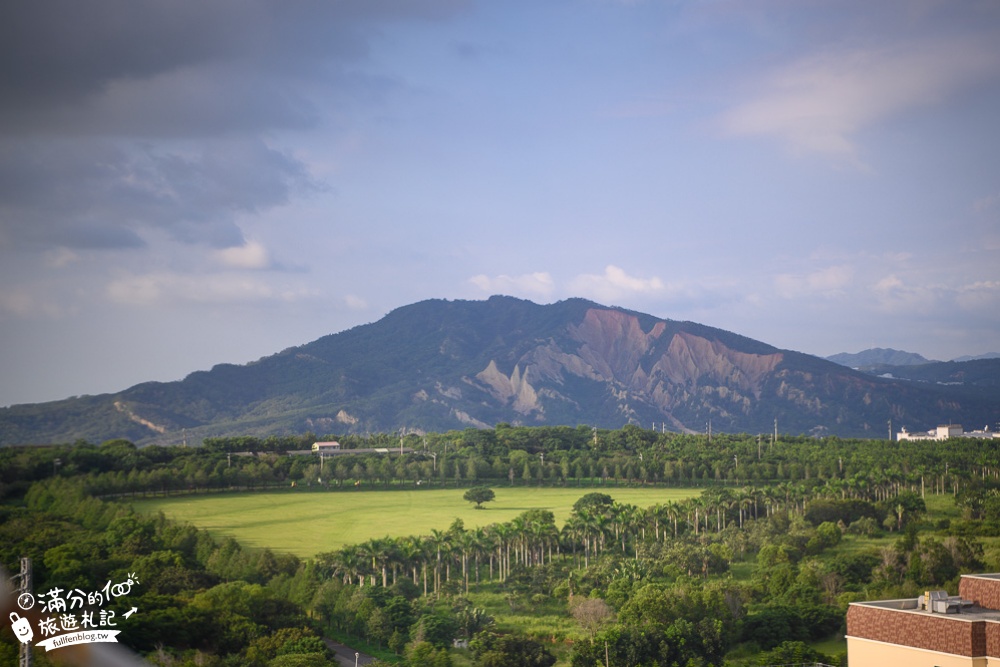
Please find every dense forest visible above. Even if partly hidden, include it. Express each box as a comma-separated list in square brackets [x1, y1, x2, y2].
[3, 426, 1000, 666]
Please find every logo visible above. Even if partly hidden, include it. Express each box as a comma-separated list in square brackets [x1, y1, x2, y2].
[7, 573, 140, 652]
[9, 612, 33, 644]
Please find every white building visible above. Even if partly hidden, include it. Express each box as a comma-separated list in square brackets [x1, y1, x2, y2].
[311, 441, 341, 452]
[897, 425, 999, 441]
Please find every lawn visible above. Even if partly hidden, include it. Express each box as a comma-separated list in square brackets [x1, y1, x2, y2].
[132, 486, 701, 558]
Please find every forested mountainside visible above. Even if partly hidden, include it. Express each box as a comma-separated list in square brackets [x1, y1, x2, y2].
[2, 296, 996, 445]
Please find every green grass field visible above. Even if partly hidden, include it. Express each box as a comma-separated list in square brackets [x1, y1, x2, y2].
[132, 486, 701, 558]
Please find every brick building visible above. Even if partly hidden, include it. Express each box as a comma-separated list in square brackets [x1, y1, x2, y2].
[848, 574, 1000, 666]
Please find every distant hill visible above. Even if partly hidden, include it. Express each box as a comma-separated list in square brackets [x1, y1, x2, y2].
[1, 296, 997, 445]
[859, 358, 1000, 404]
[952, 353, 1000, 362]
[826, 348, 934, 368]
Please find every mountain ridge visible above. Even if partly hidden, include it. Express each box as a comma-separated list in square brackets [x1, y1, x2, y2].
[826, 348, 934, 368]
[1, 296, 996, 445]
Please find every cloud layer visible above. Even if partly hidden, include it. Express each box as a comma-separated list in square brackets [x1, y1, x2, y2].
[719, 35, 1000, 164]
[1, 0, 998, 406]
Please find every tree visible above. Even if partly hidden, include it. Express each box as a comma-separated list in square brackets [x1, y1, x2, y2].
[569, 597, 613, 639]
[755, 640, 829, 666]
[573, 492, 614, 515]
[464, 486, 496, 509]
[472, 631, 556, 667]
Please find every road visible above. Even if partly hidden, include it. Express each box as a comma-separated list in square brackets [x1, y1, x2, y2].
[323, 638, 377, 666]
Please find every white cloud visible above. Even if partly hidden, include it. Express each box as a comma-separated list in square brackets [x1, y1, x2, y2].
[469, 272, 555, 298]
[773, 265, 854, 299]
[344, 294, 368, 310]
[43, 248, 80, 269]
[956, 280, 1000, 311]
[569, 265, 665, 301]
[871, 273, 940, 314]
[0, 288, 64, 318]
[106, 271, 315, 306]
[214, 239, 272, 270]
[972, 192, 1000, 214]
[719, 36, 1000, 164]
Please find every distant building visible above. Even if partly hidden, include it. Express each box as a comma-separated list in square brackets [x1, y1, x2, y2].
[848, 573, 1000, 665]
[311, 441, 341, 452]
[897, 424, 999, 441]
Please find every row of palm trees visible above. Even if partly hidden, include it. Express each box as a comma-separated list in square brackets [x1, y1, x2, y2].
[316, 476, 921, 596]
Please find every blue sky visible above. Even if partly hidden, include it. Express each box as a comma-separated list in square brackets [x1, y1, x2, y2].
[1, 0, 999, 407]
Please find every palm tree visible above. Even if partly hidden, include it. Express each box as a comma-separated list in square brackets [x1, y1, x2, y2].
[491, 523, 510, 581]
[418, 536, 434, 596]
[664, 501, 681, 539]
[760, 486, 777, 518]
[648, 504, 663, 542]
[738, 488, 755, 529]
[428, 528, 448, 594]
[618, 504, 644, 556]
[458, 529, 478, 594]
[610, 503, 638, 553]
[509, 515, 528, 569]
[591, 512, 611, 559]
[469, 527, 491, 586]
[575, 509, 602, 567]
[382, 537, 401, 587]
[562, 516, 584, 568]
[398, 536, 423, 587]
[689, 497, 702, 536]
[359, 538, 388, 587]
[328, 545, 362, 586]
[708, 489, 729, 532]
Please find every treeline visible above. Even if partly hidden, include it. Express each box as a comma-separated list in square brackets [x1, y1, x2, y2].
[5, 427, 1000, 503]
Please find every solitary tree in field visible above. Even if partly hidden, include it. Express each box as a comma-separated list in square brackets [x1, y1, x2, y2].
[464, 486, 496, 509]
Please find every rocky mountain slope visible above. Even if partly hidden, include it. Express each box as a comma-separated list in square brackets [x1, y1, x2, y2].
[1, 296, 996, 445]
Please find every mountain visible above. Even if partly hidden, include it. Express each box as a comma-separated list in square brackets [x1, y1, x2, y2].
[858, 358, 1000, 402]
[952, 353, 1000, 362]
[826, 348, 934, 368]
[1, 296, 996, 445]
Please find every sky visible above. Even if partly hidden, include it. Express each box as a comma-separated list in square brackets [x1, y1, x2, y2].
[2, 0, 999, 407]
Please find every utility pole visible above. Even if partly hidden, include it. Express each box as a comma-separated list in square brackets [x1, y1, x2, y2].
[17, 557, 33, 667]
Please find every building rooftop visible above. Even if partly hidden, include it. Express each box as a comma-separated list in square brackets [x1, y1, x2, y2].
[855, 597, 1000, 622]
[848, 574, 1000, 664]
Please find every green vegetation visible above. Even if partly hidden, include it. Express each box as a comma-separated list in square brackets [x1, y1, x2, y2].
[464, 486, 496, 510]
[132, 487, 699, 557]
[5, 427, 1000, 667]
